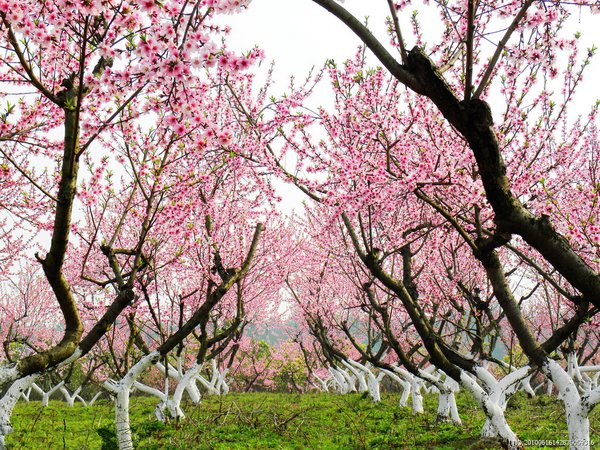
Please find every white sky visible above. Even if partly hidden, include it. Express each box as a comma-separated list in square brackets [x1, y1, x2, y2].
[224, 0, 600, 215]
[226, 1, 394, 89]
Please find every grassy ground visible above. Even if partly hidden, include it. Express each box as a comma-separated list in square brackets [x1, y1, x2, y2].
[5, 391, 600, 449]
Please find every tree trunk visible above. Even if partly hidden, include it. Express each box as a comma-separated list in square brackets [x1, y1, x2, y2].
[105, 352, 160, 450]
[166, 362, 204, 421]
[328, 367, 348, 394]
[410, 377, 424, 414]
[156, 361, 202, 404]
[0, 375, 37, 448]
[196, 373, 219, 395]
[60, 385, 83, 407]
[337, 367, 356, 393]
[341, 360, 368, 393]
[345, 360, 380, 401]
[435, 378, 461, 425]
[460, 369, 523, 449]
[42, 380, 65, 407]
[544, 359, 600, 450]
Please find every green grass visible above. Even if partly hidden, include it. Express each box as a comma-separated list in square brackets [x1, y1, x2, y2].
[5, 391, 600, 449]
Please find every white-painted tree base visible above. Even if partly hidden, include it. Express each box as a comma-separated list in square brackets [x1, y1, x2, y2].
[0, 375, 38, 449]
[104, 351, 160, 450]
[544, 359, 600, 450]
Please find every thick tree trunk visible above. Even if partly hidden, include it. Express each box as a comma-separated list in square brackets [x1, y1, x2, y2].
[105, 351, 160, 450]
[0, 375, 37, 448]
[460, 368, 524, 449]
[435, 378, 461, 425]
[477, 367, 529, 443]
[114, 386, 134, 450]
[544, 359, 600, 450]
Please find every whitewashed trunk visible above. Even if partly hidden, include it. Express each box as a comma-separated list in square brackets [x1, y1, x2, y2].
[389, 367, 423, 413]
[220, 376, 230, 395]
[338, 367, 356, 393]
[390, 369, 424, 414]
[345, 360, 381, 402]
[365, 370, 381, 402]
[460, 369, 522, 450]
[0, 366, 20, 389]
[313, 374, 329, 392]
[398, 380, 410, 407]
[31, 383, 45, 399]
[436, 391, 452, 422]
[156, 361, 202, 404]
[448, 390, 460, 424]
[341, 360, 368, 393]
[381, 368, 410, 407]
[41, 381, 65, 407]
[133, 381, 168, 421]
[215, 368, 229, 395]
[167, 362, 204, 421]
[88, 391, 103, 406]
[60, 386, 84, 407]
[476, 366, 530, 443]
[441, 377, 460, 424]
[186, 377, 203, 403]
[578, 366, 600, 389]
[521, 376, 535, 398]
[19, 387, 32, 402]
[544, 359, 600, 450]
[410, 378, 424, 414]
[327, 368, 341, 393]
[114, 386, 134, 450]
[105, 351, 160, 450]
[0, 375, 38, 449]
[196, 374, 219, 395]
[328, 367, 348, 394]
[209, 360, 219, 389]
[134, 362, 208, 423]
[569, 353, 593, 394]
[435, 378, 461, 425]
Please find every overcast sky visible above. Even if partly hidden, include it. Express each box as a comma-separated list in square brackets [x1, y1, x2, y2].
[225, 1, 394, 88]
[226, 0, 599, 85]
